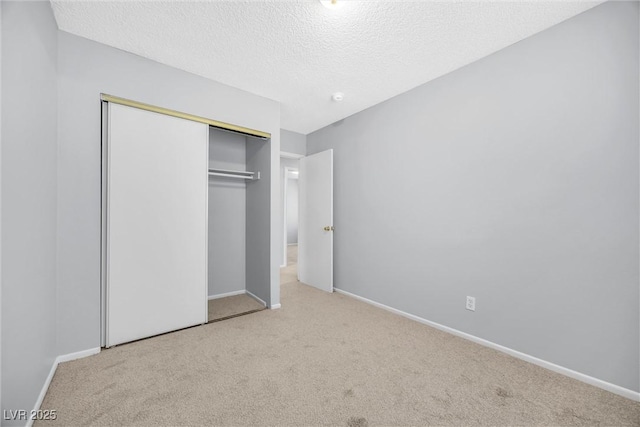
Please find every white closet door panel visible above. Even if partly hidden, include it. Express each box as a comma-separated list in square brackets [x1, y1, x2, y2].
[107, 103, 207, 347]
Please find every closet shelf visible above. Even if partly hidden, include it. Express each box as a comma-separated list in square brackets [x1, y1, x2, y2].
[208, 168, 260, 180]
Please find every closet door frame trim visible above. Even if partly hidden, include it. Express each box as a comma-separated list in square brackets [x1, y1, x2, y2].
[100, 94, 271, 139]
[101, 101, 109, 348]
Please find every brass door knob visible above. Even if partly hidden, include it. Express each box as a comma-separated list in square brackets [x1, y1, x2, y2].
[323, 226, 334, 231]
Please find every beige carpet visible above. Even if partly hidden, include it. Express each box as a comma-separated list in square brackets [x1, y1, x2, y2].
[37, 264, 639, 426]
[208, 293, 265, 323]
[282, 244, 298, 285]
[287, 243, 298, 266]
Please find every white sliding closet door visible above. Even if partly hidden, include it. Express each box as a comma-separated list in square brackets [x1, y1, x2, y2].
[106, 103, 208, 347]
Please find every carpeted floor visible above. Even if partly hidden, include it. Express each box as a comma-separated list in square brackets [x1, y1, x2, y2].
[287, 243, 298, 266]
[208, 294, 265, 323]
[37, 259, 639, 426]
[282, 244, 298, 284]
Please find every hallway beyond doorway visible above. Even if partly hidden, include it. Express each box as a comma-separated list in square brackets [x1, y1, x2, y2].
[282, 244, 298, 285]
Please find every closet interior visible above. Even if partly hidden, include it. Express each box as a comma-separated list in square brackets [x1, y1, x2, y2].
[207, 127, 267, 322]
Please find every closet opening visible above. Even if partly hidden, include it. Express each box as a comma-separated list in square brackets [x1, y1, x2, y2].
[101, 95, 275, 348]
[207, 127, 266, 322]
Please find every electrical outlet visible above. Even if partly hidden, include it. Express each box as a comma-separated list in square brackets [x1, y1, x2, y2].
[466, 296, 476, 311]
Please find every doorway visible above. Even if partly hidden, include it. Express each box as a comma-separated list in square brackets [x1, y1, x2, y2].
[280, 149, 334, 293]
[281, 155, 302, 287]
[284, 166, 299, 265]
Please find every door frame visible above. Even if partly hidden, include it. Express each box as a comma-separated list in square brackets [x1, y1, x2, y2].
[280, 152, 303, 268]
[282, 166, 299, 267]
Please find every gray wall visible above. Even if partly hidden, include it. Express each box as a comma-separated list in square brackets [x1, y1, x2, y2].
[208, 128, 246, 297]
[286, 178, 299, 244]
[246, 135, 275, 305]
[281, 129, 306, 156]
[57, 31, 280, 355]
[307, 1, 639, 392]
[1, 1, 58, 422]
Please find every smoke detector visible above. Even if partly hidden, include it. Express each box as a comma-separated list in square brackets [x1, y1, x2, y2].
[332, 92, 344, 102]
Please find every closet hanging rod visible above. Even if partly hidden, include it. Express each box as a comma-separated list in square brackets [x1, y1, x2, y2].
[208, 168, 260, 180]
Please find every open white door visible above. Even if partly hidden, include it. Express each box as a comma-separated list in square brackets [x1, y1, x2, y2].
[298, 149, 333, 292]
[105, 103, 208, 347]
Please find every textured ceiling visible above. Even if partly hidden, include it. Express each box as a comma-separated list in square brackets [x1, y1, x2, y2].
[51, 0, 604, 134]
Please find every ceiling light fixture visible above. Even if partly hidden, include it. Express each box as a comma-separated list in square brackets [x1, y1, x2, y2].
[320, 0, 342, 10]
[332, 92, 344, 102]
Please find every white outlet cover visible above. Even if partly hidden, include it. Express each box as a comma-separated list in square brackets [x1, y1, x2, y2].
[466, 296, 476, 311]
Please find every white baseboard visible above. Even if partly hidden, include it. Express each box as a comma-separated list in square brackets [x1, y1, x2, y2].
[246, 290, 267, 307]
[56, 347, 100, 364]
[270, 303, 281, 309]
[27, 360, 58, 427]
[208, 290, 246, 300]
[334, 288, 640, 402]
[28, 347, 101, 427]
